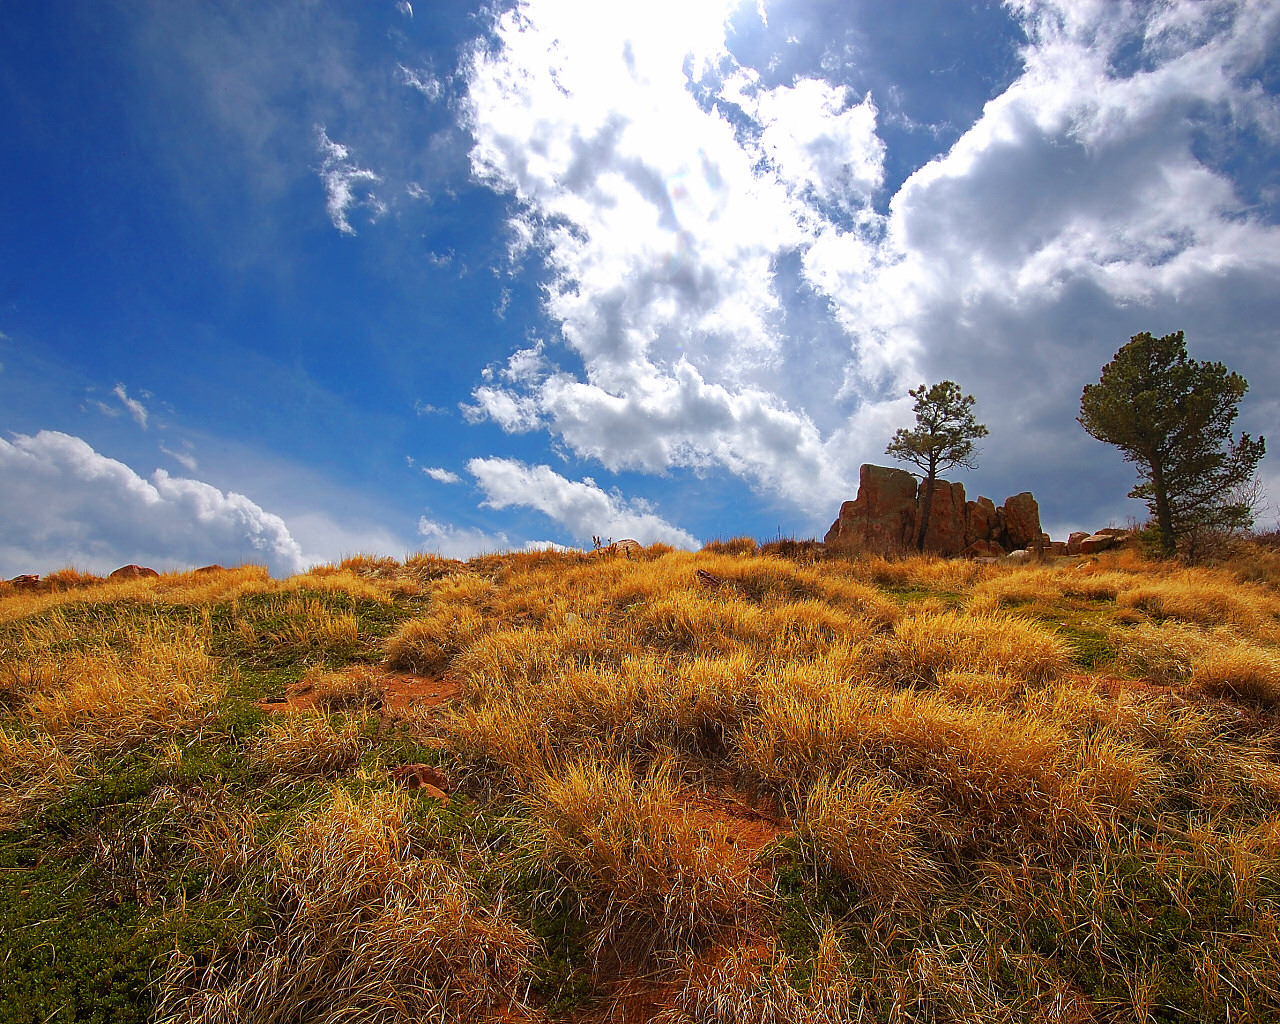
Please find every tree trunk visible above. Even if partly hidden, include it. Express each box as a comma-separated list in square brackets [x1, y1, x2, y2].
[916, 474, 936, 552]
[1150, 459, 1176, 556]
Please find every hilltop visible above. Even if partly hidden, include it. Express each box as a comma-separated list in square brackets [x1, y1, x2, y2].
[2, 539, 1280, 1022]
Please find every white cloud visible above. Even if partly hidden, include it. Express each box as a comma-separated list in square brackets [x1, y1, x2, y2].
[461, 0, 1280, 530]
[467, 457, 699, 548]
[112, 384, 149, 428]
[416, 516, 510, 559]
[315, 125, 385, 235]
[396, 1, 413, 19]
[160, 443, 198, 472]
[0, 431, 307, 578]
[398, 64, 440, 101]
[424, 466, 461, 484]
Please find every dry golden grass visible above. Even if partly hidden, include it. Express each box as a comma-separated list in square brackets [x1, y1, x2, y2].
[516, 757, 764, 958]
[1192, 644, 1280, 707]
[0, 623, 221, 826]
[155, 788, 539, 1024]
[246, 713, 368, 780]
[7, 542, 1280, 1020]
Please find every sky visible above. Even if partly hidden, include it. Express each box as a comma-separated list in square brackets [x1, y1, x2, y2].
[1, 0, 1278, 577]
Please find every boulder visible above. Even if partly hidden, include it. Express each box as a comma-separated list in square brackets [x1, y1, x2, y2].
[1079, 530, 1132, 555]
[824, 465, 919, 554]
[917, 479, 967, 554]
[964, 497, 998, 547]
[194, 564, 226, 574]
[109, 564, 159, 580]
[613, 538, 642, 556]
[1003, 549, 1032, 564]
[961, 539, 1005, 558]
[8, 574, 43, 591]
[1002, 493, 1042, 550]
[1046, 541, 1069, 557]
[1067, 531, 1090, 555]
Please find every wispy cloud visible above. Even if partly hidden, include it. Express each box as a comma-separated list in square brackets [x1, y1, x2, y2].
[424, 466, 461, 484]
[416, 516, 508, 558]
[160, 443, 198, 472]
[113, 383, 149, 429]
[315, 125, 384, 235]
[467, 457, 698, 548]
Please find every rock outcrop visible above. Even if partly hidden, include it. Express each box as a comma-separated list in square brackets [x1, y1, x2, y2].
[823, 465, 919, 554]
[109, 564, 159, 580]
[826, 465, 1046, 558]
[1003, 493, 1042, 550]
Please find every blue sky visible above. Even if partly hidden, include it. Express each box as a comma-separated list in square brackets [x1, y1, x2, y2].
[2, 0, 1278, 577]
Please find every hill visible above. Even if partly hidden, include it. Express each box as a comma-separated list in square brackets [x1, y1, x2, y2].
[2, 541, 1280, 1022]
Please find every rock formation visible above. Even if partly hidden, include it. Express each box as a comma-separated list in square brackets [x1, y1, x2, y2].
[109, 564, 159, 580]
[826, 465, 1045, 558]
[823, 465, 919, 554]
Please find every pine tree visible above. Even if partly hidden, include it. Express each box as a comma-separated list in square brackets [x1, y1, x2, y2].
[1078, 331, 1266, 556]
[886, 381, 989, 552]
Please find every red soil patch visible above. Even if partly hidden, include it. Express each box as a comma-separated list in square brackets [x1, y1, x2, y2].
[257, 665, 459, 716]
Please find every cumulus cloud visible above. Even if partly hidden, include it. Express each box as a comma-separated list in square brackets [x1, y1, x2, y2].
[460, 0, 1280, 531]
[467, 457, 699, 548]
[0, 431, 306, 578]
[315, 125, 385, 234]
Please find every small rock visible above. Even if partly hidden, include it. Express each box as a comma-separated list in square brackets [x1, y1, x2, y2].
[390, 763, 451, 792]
[109, 564, 160, 580]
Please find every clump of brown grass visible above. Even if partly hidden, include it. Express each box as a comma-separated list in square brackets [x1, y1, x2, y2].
[247, 713, 367, 780]
[384, 603, 486, 674]
[307, 667, 387, 712]
[516, 757, 764, 958]
[1191, 645, 1280, 707]
[792, 771, 939, 905]
[155, 788, 538, 1024]
[739, 684, 1158, 856]
[701, 536, 759, 556]
[1115, 571, 1280, 635]
[877, 610, 1070, 686]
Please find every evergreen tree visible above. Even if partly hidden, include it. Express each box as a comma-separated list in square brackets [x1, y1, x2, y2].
[1079, 331, 1266, 557]
[886, 381, 989, 552]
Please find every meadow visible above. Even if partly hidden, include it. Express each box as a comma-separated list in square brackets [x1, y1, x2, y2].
[2, 537, 1280, 1023]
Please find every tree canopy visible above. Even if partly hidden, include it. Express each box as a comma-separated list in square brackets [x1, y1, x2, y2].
[886, 380, 988, 551]
[1078, 330, 1266, 556]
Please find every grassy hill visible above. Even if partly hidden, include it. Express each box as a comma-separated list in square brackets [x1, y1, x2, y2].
[2, 540, 1280, 1023]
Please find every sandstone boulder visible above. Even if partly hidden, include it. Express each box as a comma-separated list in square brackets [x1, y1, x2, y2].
[1067, 531, 1090, 555]
[917, 479, 967, 554]
[961, 539, 1005, 558]
[824, 464, 918, 554]
[109, 564, 159, 580]
[964, 496, 998, 547]
[8, 574, 43, 591]
[1002, 493, 1042, 550]
[1003, 549, 1032, 564]
[194, 564, 226, 574]
[1079, 530, 1132, 555]
[1046, 541, 1069, 557]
